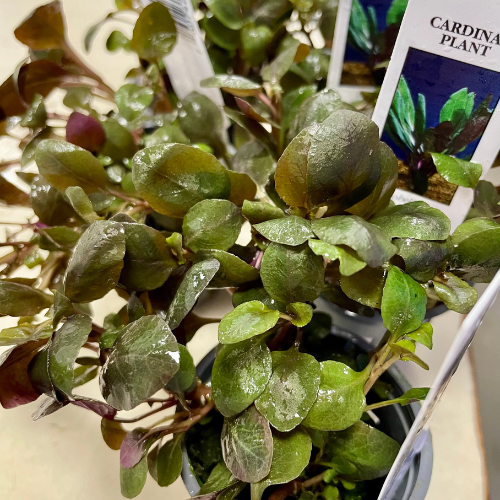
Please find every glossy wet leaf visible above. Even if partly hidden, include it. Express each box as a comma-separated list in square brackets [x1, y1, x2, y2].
[281, 85, 317, 133]
[393, 238, 448, 282]
[0, 339, 48, 409]
[65, 186, 99, 223]
[221, 405, 273, 482]
[474, 180, 500, 219]
[202, 15, 240, 51]
[433, 272, 478, 314]
[261, 243, 324, 304]
[309, 240, 366, 277]
[312, 216, 396, 268]
[64, 220, 125, 303]
[195, 250, 260, 288]
[101, 417, 127, 450]
[227, 171, 257, 207]
[37, 226, 79, 252]
[131, 2, 177, 60]
[164, 259, 220, 329]
[286, 302, 313, 327]
[381, 266, 426, 337]
[20, 94, 47, 128]
[143, 123, 189, 148]
[219, 301, 280, 344]
[35, 139, 107, 194]
[430, 153, 482, 188]
[101, 316, 179, 410]
[107, 30, 131, 52]
[201, 75, 261, 97]
[255, 348, 320, 432]
[242, 200, 284, 224]
[450, 218, 500, 282]
[121, 454, 148, 499]
[132, 144, 230, 218]
[63, 87, 92, 111]
[212, 337, 272, 417]
[157, 434, 183, 486]
[48, 314, 92, 397]
[240, 24, 273, 66]
[116, 84, 154, 121]
[101, 119, 137, 160]
[166, 344, 196, 393]
[198, 461, 238, 495]
[0, 280, 53, 316]
[121, 222, 177, 291]
[253, 428, 312, 500]
[326, 421, 400, 481]
[407, 323, 433, 350]
[178, 92, 225, 155]
[254, 216, 313, 246]
[0, 320, 52, 347]
[262, 38, 310, 84]
[183, 200, 242, 253]
[14, 1, 65, 50]
[370, 201, 451, 241]
[232, 287, 286, 313]
[204, 0, 250, 29]
[303, 361, 366, 431]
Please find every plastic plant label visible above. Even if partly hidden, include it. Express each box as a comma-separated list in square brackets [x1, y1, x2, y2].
[327, 0, 409, 102]
[371, 0, 500, 230]
[378, 269, 500, 499]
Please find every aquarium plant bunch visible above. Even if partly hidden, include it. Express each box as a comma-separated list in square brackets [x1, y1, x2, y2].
[387, 75, 493, 194]
[1, 2, 500, 500]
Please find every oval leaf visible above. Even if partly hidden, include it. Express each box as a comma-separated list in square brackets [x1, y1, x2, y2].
[254, 216, 313, 246]
[430, 152, 482, 188]
[433, 272, 478, 314]
[157, 434, 183, 487]
[0, 280, 53, 316]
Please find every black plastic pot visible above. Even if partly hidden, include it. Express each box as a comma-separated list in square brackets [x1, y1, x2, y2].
[182, 329, 433, 500]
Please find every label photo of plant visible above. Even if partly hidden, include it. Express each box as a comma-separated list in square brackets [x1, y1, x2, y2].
[382, 48, 500, 204]
[342, 0, 408, 86]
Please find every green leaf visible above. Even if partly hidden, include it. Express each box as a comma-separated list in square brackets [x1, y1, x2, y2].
[381, 266, 426, 337]
[183, 200, 242, 252]
[430, 153, 482, 188]
[433, 272, 478, 314]
[35, 139, 107, 194]
[48, 314, 92, 397]
[309, 240, 366, 277]
[286, 302, 313, 327]
[260, 242, 324, 304]
[0, 280, 53, 316]
[106, 30, 131, 52]
[38, 226, 80, 252]
[121, 454, 148, 498]
[202, 15, 240, 51]
[289, 89, 351, 138]
[262, 38, 310, 85]
[386, 388, 430, 407]
[198, 461, 238, 495]
[65, 186, 99, 223]
[241, 24, 273, 66]
[440, 88, 474, 127]
[131, 2, 177, 60]
[219, 301, 280, 344]
[143, 123, 189, 147]
[242, 200, 284, 224]
[164, 259, 220, 329]
[63, 87, 92, 111]
[204, 0, 250, 30]
[157, 434, 183, 487]
[390, 76, 415, 150]
[386, 0, 408, 25]
[121, 222, 177, 291]
[325, 421, 400, 481]
[195, 250, 260, 288]
[20, 93, 47, 128]
[252, 428, 312, 500]
[178, 92, 225, 155]
[0, 320, 52, 347]
[101, 119, 137, 160]
[254, 216, 313, 246]
[64, 220, 125, 303]
[407, 323, 433, 349]
[101, 316, 180, 410]
[221, 405, 273, 482]
[474, 180, 500, 219]
[303, 361, 366, 431]
[312, 216, 396, 268]
[212, 337, 272, 417]
[132, 144, 231, 218]
[201, 75, 261, 97]
[281, 85, 317, 133]
[393, 238, 449, 282]
[255, 348, 320, 432]
[370, 201, 451, 240]
[232, 287, 286, 312]
[450, 218, 500, 282]
[116, 84, 154, 121]
[166, 344, 196, 393]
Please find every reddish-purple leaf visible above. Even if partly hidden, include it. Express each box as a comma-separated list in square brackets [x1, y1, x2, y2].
[120, 428, 149, 469]
[0, 339, 48, 409]
[71, 396, 117, 419]
[66, 111, 106, 152]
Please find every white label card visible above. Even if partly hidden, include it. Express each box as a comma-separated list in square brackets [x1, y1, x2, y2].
[372, 0, 500, 230]
[327, 0, 409, 102]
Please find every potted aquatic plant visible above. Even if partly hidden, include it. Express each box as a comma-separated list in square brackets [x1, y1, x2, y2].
[1, 2, 500, 500]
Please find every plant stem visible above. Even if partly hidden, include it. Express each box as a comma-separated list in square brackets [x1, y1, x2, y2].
[113, 400, 177, 424]
[365, 398, 402, 412]
[0, 241, 32, 247]
[107, 189, 148, 206]
[256, 92, 279, 121]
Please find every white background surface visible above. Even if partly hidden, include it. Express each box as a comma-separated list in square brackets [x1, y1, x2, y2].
[0, 1, 489, 498]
